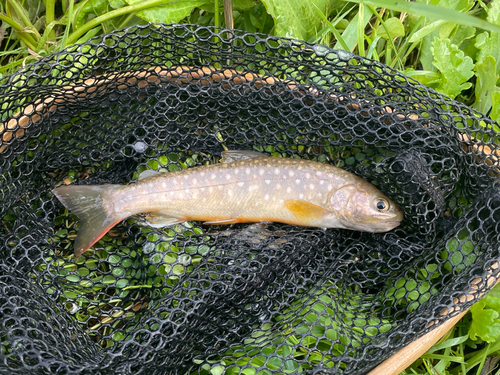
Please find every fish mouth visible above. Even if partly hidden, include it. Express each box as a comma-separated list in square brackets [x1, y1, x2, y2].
[340, 218, 402, 233]
[366, 220, 402, 232]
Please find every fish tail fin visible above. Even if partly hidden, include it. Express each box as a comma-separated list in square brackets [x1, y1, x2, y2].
[52, 184, 124, 260]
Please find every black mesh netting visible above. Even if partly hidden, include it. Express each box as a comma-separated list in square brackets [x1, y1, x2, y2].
[1, 23, 500, 375]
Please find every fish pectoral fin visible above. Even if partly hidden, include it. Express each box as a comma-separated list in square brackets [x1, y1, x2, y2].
[143, 212, 187, 228]
[220, 150, 267, 163]
[203, 218, 242, 225]
[284, 200, 332, 222]
[138, 169, 162, 181]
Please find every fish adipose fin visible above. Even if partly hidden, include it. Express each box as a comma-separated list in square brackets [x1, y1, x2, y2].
[52, 184, 125, 260]
[220, 150, 267, 163]
[284, 200, 332, 222]
[143, 212, 187, 228]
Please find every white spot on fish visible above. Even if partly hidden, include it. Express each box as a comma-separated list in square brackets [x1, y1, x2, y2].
[306, 173, 311, 178]
[276, 184, 281, 189]
[295, 179, 301, 185]
[200, 172, 205, 177]
[265, 194, 269, 200]
[179, 192, 184, 199]
[209, 187, 214, 193]
[265, 180, 271, 184]
[286, 187, 292, 193]
[228, 190, 233, 197]
[235, 168, 239, 174]
[299, 193, 304, 199]
[259, 169, 265, 176]
[162, 182, 167, 188]
[316, 171, 322, 176]
[274, 168, 280, 175]
[289, 171, 295, 177]
[211, 174, 216, 180]
[328, 185, 332, 190]
[310, 184, 315, 190]
[246, 168, 251, 175]
[237, 182, 244, 187]
[218, 185, 223, 189]
[201, 187, 205, 192]
[193, 179, 198, 185]
[226, 174, 231, 180]
[320, 180, 324, 185]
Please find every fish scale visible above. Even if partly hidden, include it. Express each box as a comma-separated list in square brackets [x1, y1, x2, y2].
[52, 150, 403, 259]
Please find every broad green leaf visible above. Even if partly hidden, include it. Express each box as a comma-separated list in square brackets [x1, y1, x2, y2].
[475, 32, 500, 73]
[416, 0, 474, 71]
[474, 0, 500, 73]
[439, 22, 457, 39]
[486, 0, 500, 25]
[469, 284, 500, 343]
[233, 0, 259, 11]
[261, 0, 343, 41]
[469, 299, 500, 342]
[491, 91, 500, 122]
[473, 56, 499, 114]
[431, 37, 474, 98]
[124, 0, 209, 23]
[450, 25, 476, 47]
[376, 17, 404, 40]
[109, 0, 126, 9]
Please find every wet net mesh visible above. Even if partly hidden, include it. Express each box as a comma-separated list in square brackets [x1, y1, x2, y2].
[1, 23, 500, 375]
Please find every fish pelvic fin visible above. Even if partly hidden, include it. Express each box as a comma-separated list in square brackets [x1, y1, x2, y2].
[52, 184, 125, 260]
[220, 150, 267, 163]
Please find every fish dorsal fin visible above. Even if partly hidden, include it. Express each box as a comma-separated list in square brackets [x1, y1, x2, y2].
[138, 169, 161, 181]
[221, 150, 267, 163]
[284, 200, 332, 222]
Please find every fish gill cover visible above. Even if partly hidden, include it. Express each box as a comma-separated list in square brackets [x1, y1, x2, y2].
[1, 23, 500, 374]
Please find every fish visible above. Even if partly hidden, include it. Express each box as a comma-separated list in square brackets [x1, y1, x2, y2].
[52, 150, 404, 259]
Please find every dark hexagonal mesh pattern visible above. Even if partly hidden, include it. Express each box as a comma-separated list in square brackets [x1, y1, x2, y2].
[1, 23, 500, 375]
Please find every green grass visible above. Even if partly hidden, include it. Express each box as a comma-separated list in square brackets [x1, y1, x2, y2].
[3, 0, 500, 373]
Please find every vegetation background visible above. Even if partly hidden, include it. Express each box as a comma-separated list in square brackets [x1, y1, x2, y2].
[3, 0, 500, 373]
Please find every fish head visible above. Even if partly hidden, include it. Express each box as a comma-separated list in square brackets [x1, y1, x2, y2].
[328, 182, 404, 232]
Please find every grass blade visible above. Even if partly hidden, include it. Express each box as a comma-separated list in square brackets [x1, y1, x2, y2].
[344, 0, 500, 34]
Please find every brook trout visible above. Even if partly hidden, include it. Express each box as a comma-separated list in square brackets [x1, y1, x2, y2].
[52, 150, 403, 259]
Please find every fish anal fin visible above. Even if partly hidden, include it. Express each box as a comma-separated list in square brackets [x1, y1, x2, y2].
[221, 150, 267, 163]
[203, 218, 243, 225]
[284, 200, 332, 222]
[144, 212, 187, 228]
[138, 169, 162, 181]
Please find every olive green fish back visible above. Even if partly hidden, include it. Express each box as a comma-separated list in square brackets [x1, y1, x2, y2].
[1, 24, 500, 374]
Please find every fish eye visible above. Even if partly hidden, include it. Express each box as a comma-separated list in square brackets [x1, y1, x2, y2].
[374, 198, 389, 212]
